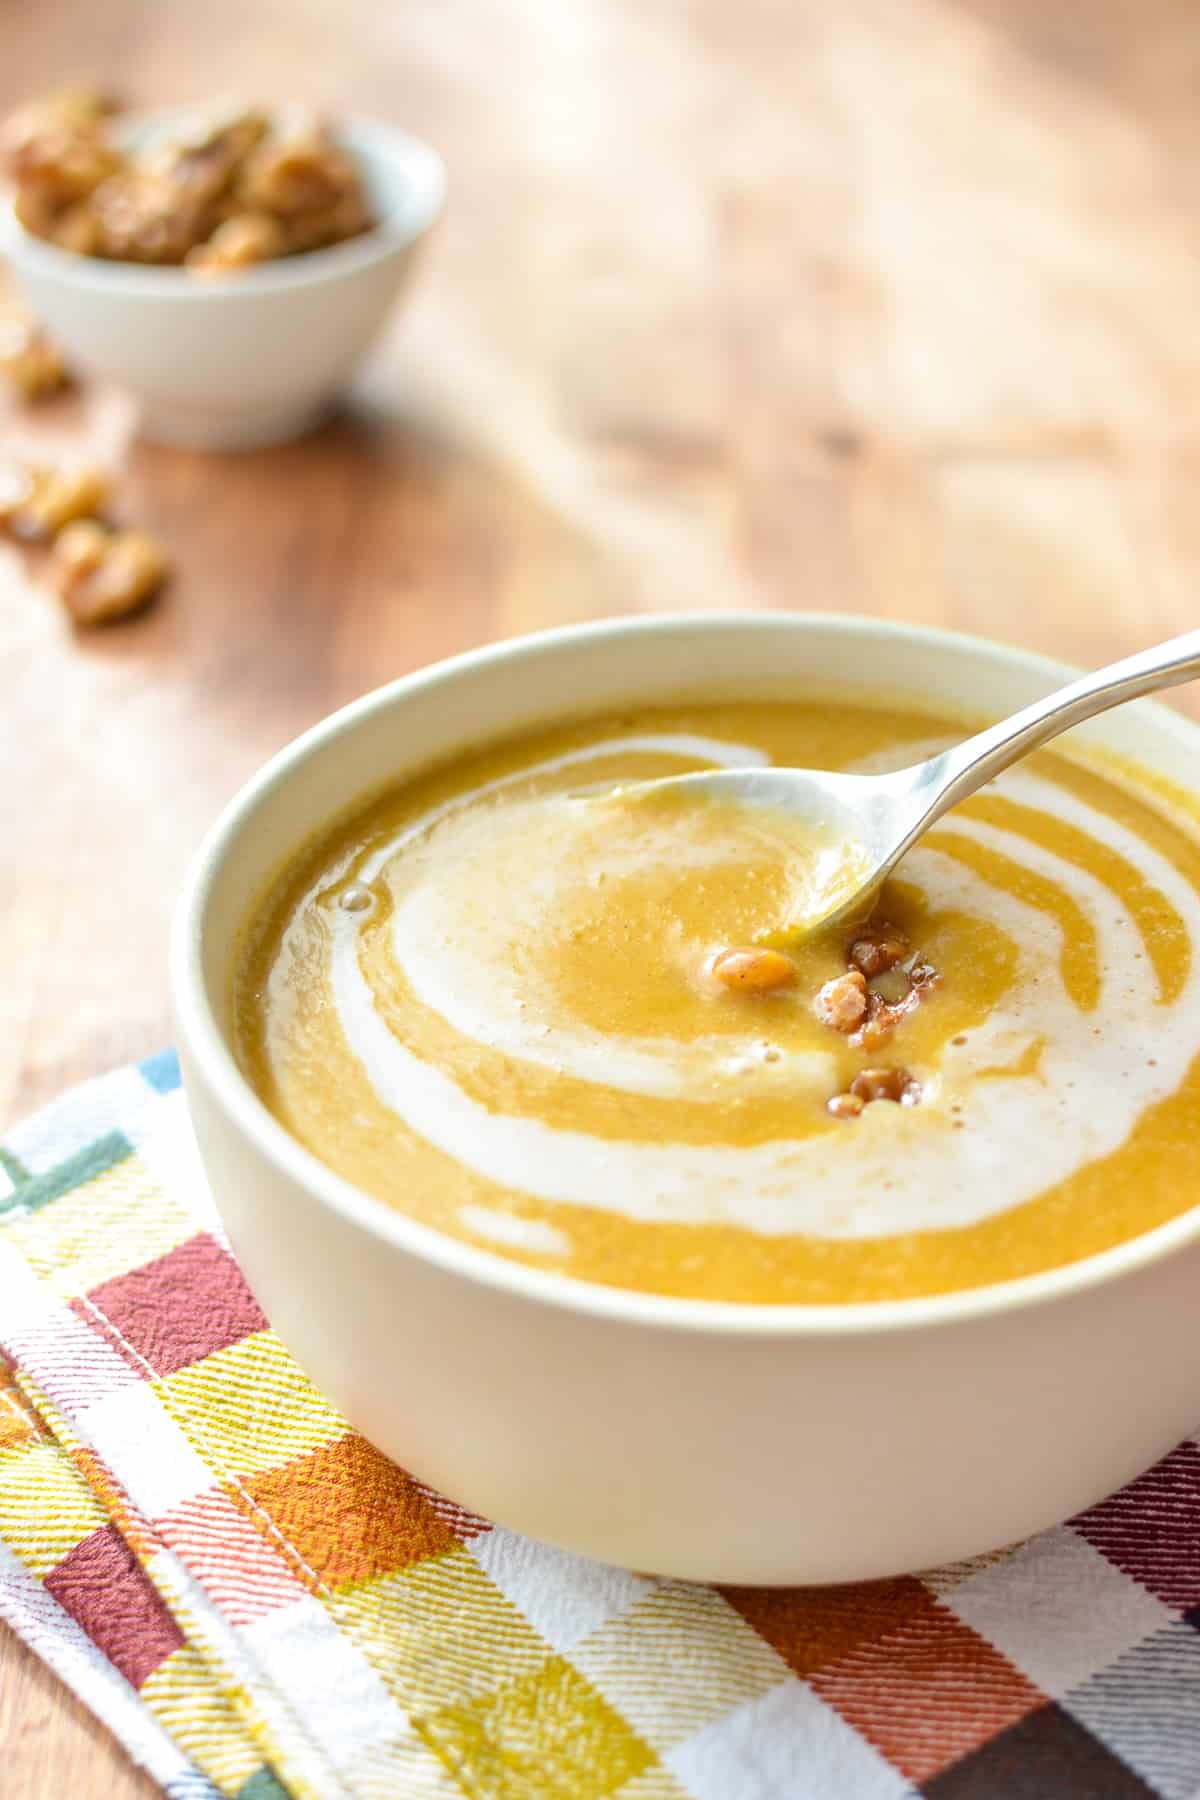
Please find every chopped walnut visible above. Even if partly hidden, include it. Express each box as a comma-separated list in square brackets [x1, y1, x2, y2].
[848, 928, 909, 978]
[859, 976, 928, 1047]
[87, 168, 215, 264]
[14, 128, 120, 211]
[827, 1065, 921, 1119]
[186, 210, 286, 272]
[92, 112, 273, 264]
[50, 199, 104, 255]
[814, 968, 868, 1033]
[0, 461, 34, 525]
[280, 189, 375, 255]
[6, 465, 109, 541]
[237, 121, 357, 215]
[849, 1067, 921, 1105]
[149, 110, 270, 207]
[12, 185, 61, 239]
[839, 915, 941, 1050]
[50, 520, 168, 625]
[0, 87, 121, 196]
[4, 90, 375, 269]
[0, 319, 71, 401]
[0, 84, 118, 168]
[1, 90, 122, 253]
[814, 907, 941, 1043]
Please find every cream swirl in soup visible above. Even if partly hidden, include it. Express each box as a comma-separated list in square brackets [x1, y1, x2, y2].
[237, 700, 1200, 1304]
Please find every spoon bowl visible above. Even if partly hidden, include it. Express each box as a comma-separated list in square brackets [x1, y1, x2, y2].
[627, 628, 1200, 934]
[611, 765, 895, 931]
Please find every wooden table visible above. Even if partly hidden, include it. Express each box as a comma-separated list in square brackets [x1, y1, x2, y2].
[3, 0, 1200, 1789]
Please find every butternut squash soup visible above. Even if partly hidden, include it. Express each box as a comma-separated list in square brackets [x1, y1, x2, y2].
[235, 699, 1200, 1304]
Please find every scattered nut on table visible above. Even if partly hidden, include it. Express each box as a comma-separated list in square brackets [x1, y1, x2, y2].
[0, 318, 72, 402]
[50, 520, 169, 625]
[5, 465, 110, 541]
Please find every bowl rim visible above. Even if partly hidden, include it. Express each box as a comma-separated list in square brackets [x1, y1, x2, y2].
[0, 111, 447, 298]
[170, 611, 1200, 1340]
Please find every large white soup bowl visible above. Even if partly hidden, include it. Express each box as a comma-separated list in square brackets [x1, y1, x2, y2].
[171, 615, 1200, 1583]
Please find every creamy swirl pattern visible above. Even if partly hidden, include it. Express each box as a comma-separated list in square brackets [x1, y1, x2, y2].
[244, 701, 1200, 1302]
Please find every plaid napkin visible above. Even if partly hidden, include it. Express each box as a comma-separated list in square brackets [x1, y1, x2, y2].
[1, 1056, 1198, 1799]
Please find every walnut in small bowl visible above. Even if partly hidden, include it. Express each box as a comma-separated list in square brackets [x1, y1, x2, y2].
[0, 90, 446, 448]
[2, 89, 376, 275]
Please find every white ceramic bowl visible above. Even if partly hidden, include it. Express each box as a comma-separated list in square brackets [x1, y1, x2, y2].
[171, 615, 1200, 1583]
[0, 114, 446, 449]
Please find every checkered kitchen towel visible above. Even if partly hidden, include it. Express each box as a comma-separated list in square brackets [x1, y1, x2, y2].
[1, 1056, 1199, 1798]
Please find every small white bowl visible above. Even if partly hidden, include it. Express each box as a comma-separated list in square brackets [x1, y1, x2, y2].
[171, 615, 1200, 1583]
[0, 114, 446, 450]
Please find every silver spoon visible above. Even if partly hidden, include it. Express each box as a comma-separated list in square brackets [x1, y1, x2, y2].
[619, 629, 1200, 933]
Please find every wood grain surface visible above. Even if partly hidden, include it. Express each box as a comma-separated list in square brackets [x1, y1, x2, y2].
[2, 0, 1200, 1791]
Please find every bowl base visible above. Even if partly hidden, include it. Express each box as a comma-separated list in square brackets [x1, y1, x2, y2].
[137, 394, 331, 451]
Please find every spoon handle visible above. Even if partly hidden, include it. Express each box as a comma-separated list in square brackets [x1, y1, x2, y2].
[915, 629, 1200, 823]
